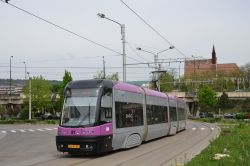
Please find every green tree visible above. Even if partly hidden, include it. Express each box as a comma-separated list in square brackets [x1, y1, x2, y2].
[57, 70, 73, 113]
[93, 71, 105, 79]
[106, 72, 119, 81]
[159, 72, 174, 92]
[197, 85, 217, 112]
[93, 71, 119, 81]
[217, 92, 232, 112]
[24, 75, 52, 116]
[241, 62, 250, 89]
[242, 98, 250, 113]
[59, 70, 73, 99]
[19, 102, 29, 120]
[51, 83, 61, 93]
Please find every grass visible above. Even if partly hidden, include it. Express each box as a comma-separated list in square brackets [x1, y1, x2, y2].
[186, 122, 250, 166]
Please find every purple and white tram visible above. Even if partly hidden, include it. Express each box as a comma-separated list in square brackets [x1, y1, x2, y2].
[56, 79, 187, 154]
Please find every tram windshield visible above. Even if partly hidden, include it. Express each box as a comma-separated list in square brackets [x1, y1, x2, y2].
[61, 88, 99, 127]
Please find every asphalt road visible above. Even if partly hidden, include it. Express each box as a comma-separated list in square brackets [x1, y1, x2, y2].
[0, 121, 219, 166]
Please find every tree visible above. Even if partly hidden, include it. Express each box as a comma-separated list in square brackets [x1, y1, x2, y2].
[93, 71, 119, 81]
[241, 62, 250, 89]
[57, 70, 73, 112]
[24, 75, 52, 115]
[159, 72, 174, 92]
[51, 83, 61, 93]
[242, 98, 250, 113]
[19, 102, 29, 120]
[106, 72, 119, 81]
[217, 92, 232, 112]
[93, 71, 105, 79]
[197, 85, 217, 112]
[59, 70, 73, 99]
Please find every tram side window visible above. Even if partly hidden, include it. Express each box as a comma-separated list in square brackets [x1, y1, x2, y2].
[147, 105, 168, 125]
[178, 108, 186, 121]
[115, 102, 143, 128]
[100, 93, 112, 123]
[170, 106, 177, 121]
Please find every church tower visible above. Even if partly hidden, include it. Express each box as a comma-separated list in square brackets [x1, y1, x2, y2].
[211, 45, 217, 64]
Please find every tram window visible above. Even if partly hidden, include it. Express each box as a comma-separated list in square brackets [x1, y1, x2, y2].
[178, 108, 186, 120]
[101, 95, 112, 108]
[170, 107, 177, 121]
[146, 105, 168, 124]
[115, 102, 143, 128]
[100, 93, 112, 123]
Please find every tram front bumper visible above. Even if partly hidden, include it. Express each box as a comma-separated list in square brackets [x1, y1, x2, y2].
[56, 135, 113, 154]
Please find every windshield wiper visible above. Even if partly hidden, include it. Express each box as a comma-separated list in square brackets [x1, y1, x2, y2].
[76, 103, 92, 126]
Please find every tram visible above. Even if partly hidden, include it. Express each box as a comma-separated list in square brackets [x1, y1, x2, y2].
[56, 79, 187, 154]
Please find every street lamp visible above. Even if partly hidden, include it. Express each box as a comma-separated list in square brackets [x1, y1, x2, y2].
[136, 46, 174, 91]
[97, 13, 126, 82]
[102, 56, 106, 79]
[27, 72, 32, 120]
[136, 46, 175, 70]
[23, 61, 27, 80]
[9, 56, 13, 97]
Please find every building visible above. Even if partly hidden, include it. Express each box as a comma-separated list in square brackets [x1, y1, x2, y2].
[184, 46, 239, 79]
[0, 86, 23, 118]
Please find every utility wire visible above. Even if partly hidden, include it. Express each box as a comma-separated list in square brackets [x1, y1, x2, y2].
[0, 0, 121, 54]
[126, 42, 150, 63]
[1, 1, 147, 65]
[120, 0, 186, 57]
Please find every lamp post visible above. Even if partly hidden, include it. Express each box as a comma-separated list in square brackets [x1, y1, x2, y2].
[27, 72, 32, 120]
[97, 13, 126, 82]
[102, 56, 106, 79]
[9, 56, 13, 97]
[136, 46, 174, 71]
[136, 46, 174, 91]
[178, 59, 182, 90]
[23, 61, 27, 80]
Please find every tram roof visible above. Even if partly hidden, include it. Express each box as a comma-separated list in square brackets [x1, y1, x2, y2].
[143, 88, 167, 99]
[66, 79, 114, 89]
[113, 82, 143, 94]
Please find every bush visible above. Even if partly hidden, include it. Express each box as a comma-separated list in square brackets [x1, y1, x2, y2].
[19, 108, 29, 120]
[46, 120, 58, 124]
[235, 113, 247, 120]
[24, 119, 37, 124]
[201, 118, 217, 123]
[0, 120, 15, 124]
[0, 119, 38, 124]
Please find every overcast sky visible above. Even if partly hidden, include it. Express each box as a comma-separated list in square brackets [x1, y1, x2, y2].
[1, 0, 250, 81]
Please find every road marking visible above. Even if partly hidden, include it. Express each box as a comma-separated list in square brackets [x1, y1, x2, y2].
[3, 128, 57, 134]
[37, 129, 44, 131]
[45, 128, 53, 131]
[211, 127, 215, 130]
[192, 128, 197, 130]
[200, 127, 205, 130]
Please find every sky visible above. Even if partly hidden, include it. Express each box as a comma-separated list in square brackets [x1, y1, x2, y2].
[0, 0, 250, 82]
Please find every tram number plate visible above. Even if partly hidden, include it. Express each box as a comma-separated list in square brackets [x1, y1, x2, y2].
[68, 144, 80, 149]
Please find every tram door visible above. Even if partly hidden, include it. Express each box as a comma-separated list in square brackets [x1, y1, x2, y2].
[168, 103, 177, 135]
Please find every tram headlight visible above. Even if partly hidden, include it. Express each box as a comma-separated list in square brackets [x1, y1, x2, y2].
[105, 127, 110, 132]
